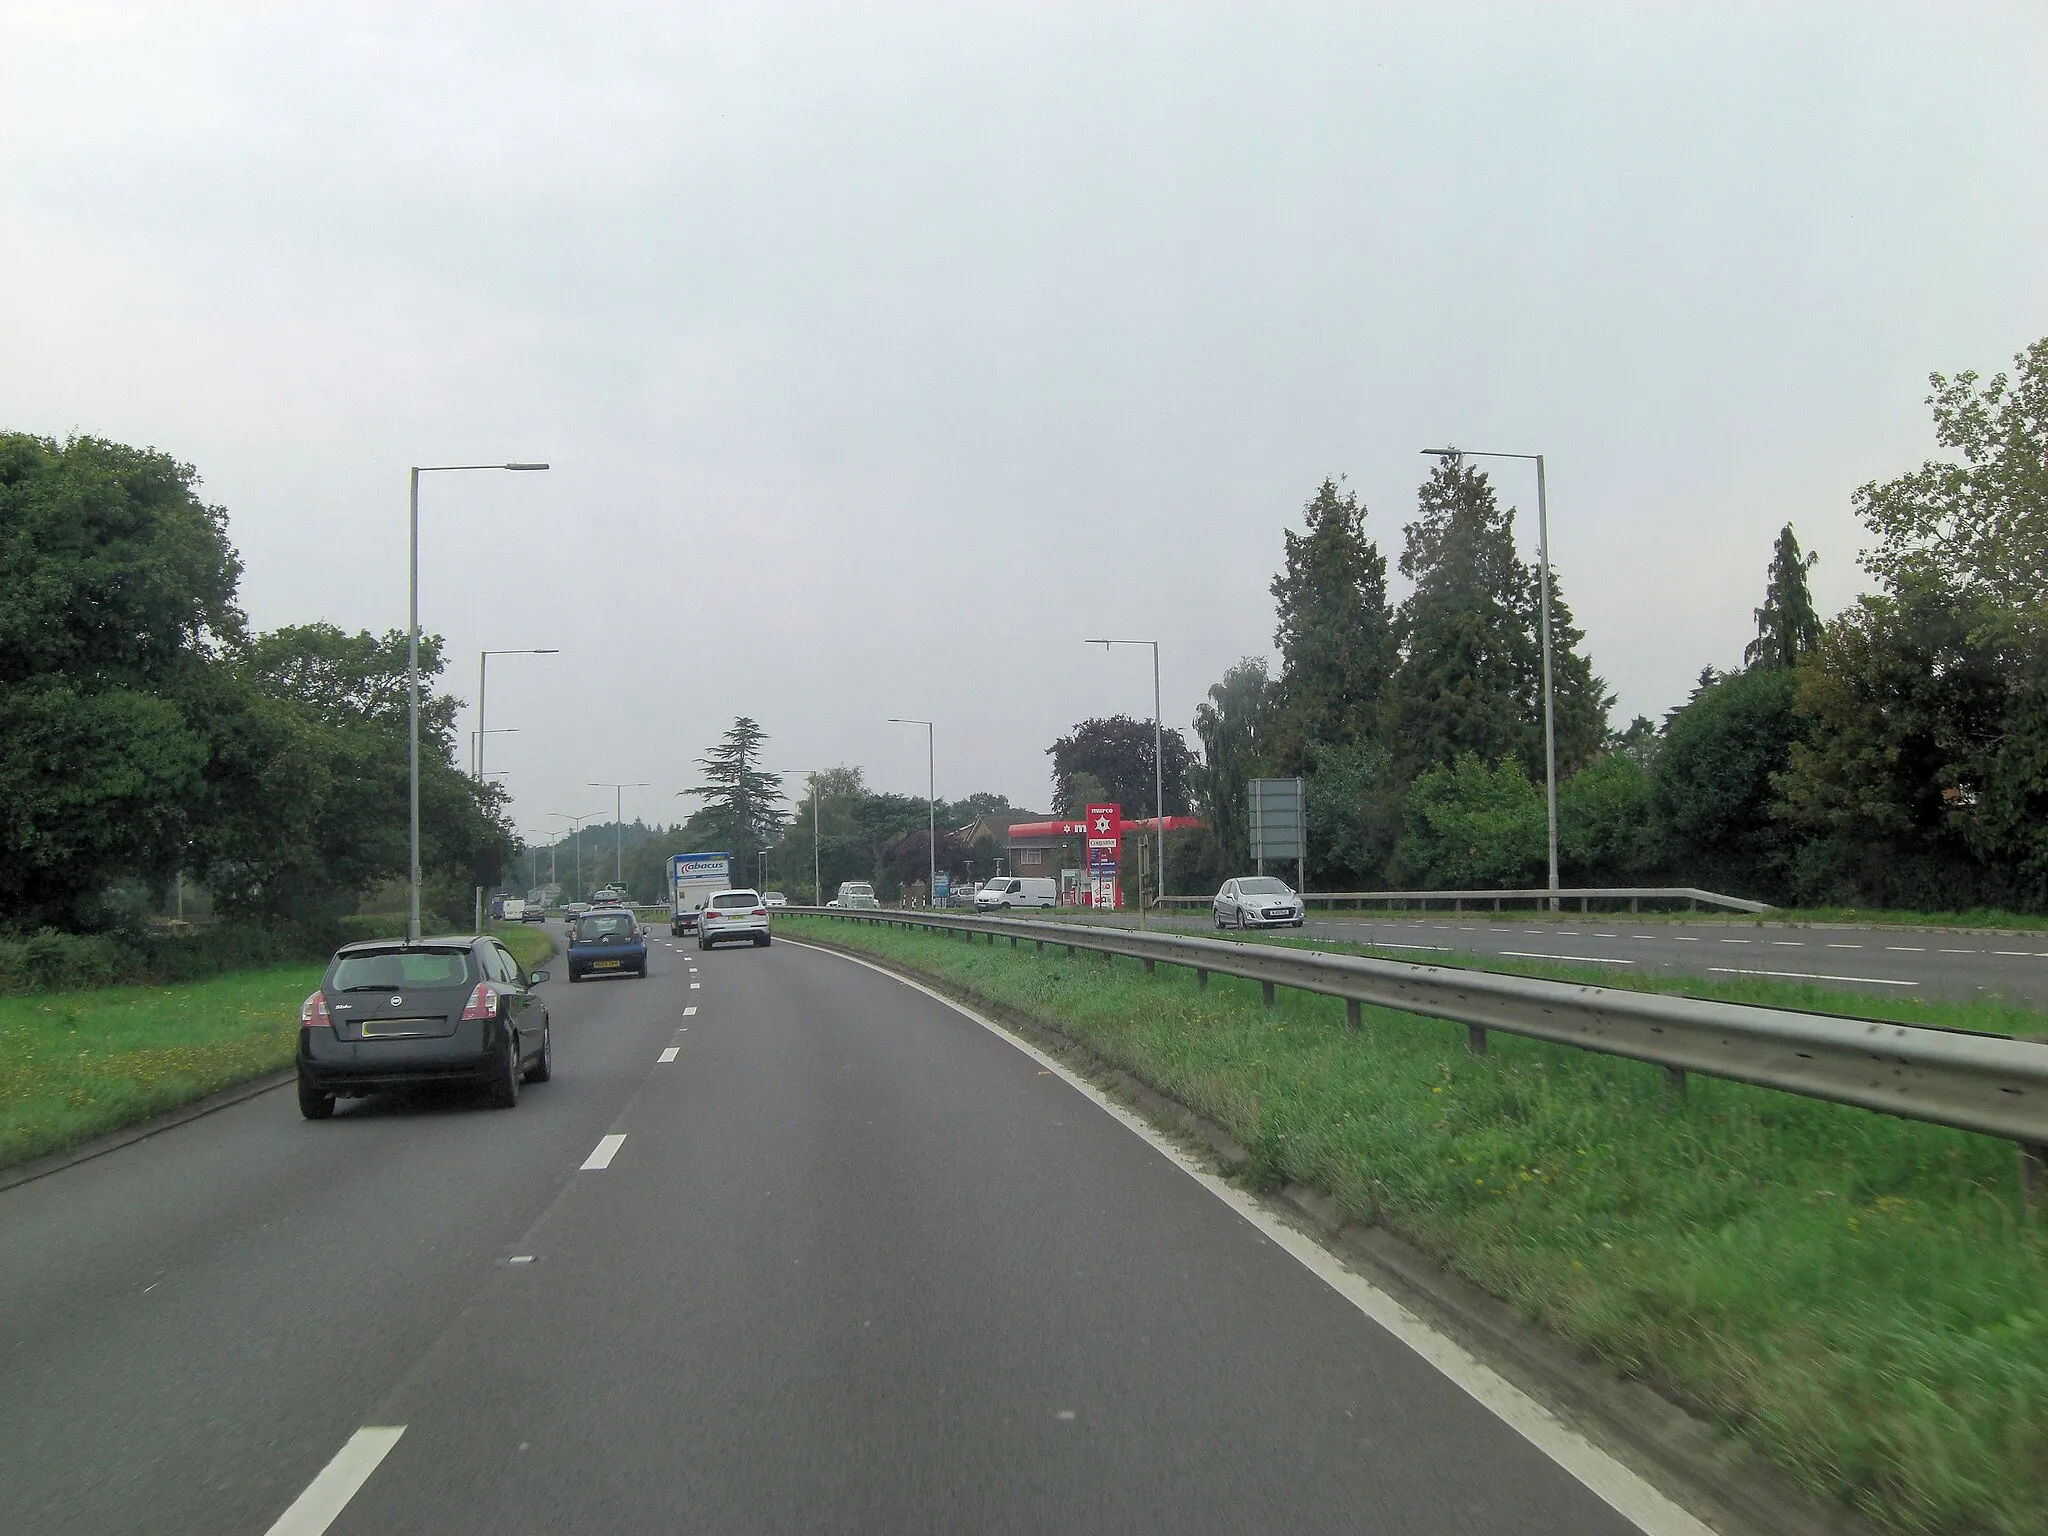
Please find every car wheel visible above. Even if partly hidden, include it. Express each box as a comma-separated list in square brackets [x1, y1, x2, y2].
[569, 969, 582, 983]
[525, 1022, 553, 1083]
[636, 963, 648, 977]
[488, 1033, 521, 1109]
[297, 1073, 335, 1121]
[755, 933, 770, 947]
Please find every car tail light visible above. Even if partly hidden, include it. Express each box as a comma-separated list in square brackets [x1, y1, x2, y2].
[462, 983, 498, 1021]
[299, 991, 330, 1029]
[752, 908, 766, 917]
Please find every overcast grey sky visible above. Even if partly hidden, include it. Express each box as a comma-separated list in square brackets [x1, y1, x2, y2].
[5, 2, 2045, 832]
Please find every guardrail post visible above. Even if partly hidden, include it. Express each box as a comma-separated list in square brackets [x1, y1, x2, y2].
[1630, 896, 1640, 913]
[1066, 945, 1076, 957]
[2023, 1144, 2047, 1213]
[1664, 1066, 1687, 1104]
[1196, 968, 1208, 990]
[1466, 1024, 1487, 1055]
[1142, 957, 1156, 974]
[1261, 980, 1276, 1008]
[1346, 999, 1361, 1030]
[1035, 939, 1044, 953]
[1010, 935, 1018, 948]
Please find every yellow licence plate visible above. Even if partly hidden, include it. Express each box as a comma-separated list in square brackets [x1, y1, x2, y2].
[592, 959, 621, 969]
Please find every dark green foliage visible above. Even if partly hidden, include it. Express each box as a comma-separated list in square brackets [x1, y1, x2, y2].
[0, 920, 340, 996]
[1650, 666, 1806, 901]
[1557, 751, 1651, 884]
[1267, 478, 1394, 765]
[681, 717, 786, 867]
[1394, 755, 1546, 888]
[0, 435, 242, 927]
[1388, 453, 1609, 784]
[1047, 714, 1193, 817]
[1189, 657, 1274, 873]
[1744, 523, 1822, 670]
[1299, 738, 1394, 888]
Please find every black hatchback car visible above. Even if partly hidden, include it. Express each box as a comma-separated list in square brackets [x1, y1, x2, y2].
[297, 936, 552, 1119]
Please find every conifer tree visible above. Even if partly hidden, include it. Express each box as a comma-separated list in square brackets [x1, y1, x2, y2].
[1743, 523, 1822, 669]
[1388, 453, 1608, 779]
[683, 716, 785, 859]
[1266, 478, 1395, 766]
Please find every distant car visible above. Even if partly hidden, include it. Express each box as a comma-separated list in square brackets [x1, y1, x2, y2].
[826, 899, 842, 909]
[762, 891, 788, 909]
[1213, 876, 1305, 930]
[973, 876, 1056, 911]
[567, 907, 649, 981]
[562, 901, 590, 922]
[521, 903, 546, 922]
[500, 897, 527, 922]
[296, 936, 552, 1119]
[700, 888, 771, 949]
[835, 881, 879, 910]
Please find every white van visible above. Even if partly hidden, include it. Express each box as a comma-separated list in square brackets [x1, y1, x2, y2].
[973, 876, 1056, 911]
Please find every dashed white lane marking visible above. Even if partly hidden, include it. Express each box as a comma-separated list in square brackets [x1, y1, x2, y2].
[788, 941, 1716, 1536]
[689, 982, 701, 989]
[1995, 950, 2040, 957]
[658, 1047, 679, 1063]
[580, 1133, 627, 1170]
[263, 1426, 406, 1536]
[1673, 936, 1699, 942]
[1939, 948, 1974, 954]
[1770, 941, 1804, 947]
[1709, 966, 1918, 987]
[1501, 951, 1634, 966]
[1717, 938, 1751, 944]
[1826, 943, 1863, 949]
[1887, 946, 1926, 952]
[683, 1005, 697, 1016]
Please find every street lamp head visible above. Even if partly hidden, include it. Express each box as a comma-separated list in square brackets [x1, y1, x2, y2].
[504, 462, 550, 472]
[1421, 447, 1457, 458]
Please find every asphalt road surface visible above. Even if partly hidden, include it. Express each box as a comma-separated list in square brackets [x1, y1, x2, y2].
[1101, 909, 2048, 1006]
[1, 924, 1688, 1534]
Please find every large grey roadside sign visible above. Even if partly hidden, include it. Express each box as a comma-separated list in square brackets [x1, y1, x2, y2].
[1248, 778, 1305, 870]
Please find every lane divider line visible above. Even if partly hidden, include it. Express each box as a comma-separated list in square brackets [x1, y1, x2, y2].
[783, 939, 1715, 1536]
[1708, 966, 1918, 987]
[1500, 950, 1634, 966]
[263, 1425, 405, 1536]
[690, 982, 701, 989]
[658, 1047, 679, 1063]
[581, 1133, 628, 1170]
[683, 1005, 697, 1016]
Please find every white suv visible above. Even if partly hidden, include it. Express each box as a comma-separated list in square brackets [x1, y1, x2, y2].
[699, 889, 771, 949]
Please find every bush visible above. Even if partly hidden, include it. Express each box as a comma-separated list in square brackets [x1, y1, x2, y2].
[0, 921, 342, 996]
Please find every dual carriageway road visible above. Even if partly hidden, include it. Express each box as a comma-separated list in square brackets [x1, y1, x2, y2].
[0, 920, 1713, 1534]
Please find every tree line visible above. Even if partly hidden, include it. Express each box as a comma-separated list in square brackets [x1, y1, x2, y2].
[1158, 335, 2048, 908]
[0, 434, 513, 934]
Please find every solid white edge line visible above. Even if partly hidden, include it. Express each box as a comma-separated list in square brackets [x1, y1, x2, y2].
[779, 937, 1715, 1536]
[263, 1425, 405, 1536]
[1707, 966, 1918, 987]
[658, 1047, 679, 1063]
[581, 1132, 627, 1170]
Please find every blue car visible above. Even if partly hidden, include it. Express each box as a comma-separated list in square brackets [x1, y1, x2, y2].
[567, 908, 647, 981]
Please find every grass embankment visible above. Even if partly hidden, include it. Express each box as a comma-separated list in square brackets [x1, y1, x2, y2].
[786, 915, 2048, 1536]
[0, 966, 320, 1168]
[0, 926, 558, 1173]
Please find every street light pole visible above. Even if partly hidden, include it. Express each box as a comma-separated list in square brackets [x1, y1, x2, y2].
[548, 812, 595, 902]
[888, 719, 935, 905]
[1422, 447, 1559, 908]
[477, 648, 558, 779]
[587, 781, 649, 886]
[407, 461, 548, 941]
[1087, 638, 1165, 907]
[771, 771, 825, 905]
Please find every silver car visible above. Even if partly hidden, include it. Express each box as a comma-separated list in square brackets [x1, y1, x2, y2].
[699, 888, 772, 949]
[1213, 876, 1305, 929]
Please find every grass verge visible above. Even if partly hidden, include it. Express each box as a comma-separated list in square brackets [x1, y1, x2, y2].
[0, 926, 559, 1172]
[0, 966, 319, 1169]
[785, 915, 2048, 1536]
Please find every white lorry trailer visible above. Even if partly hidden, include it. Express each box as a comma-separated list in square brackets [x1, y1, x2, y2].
[670, 852, 732, 936]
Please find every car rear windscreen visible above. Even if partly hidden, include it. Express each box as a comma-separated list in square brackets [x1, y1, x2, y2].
[331, 949, 472, 991]
[576, 913, 637, 940]
[712, 892, 759, 909]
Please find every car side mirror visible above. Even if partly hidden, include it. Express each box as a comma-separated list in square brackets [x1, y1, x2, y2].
[528, 969, 550, 986]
